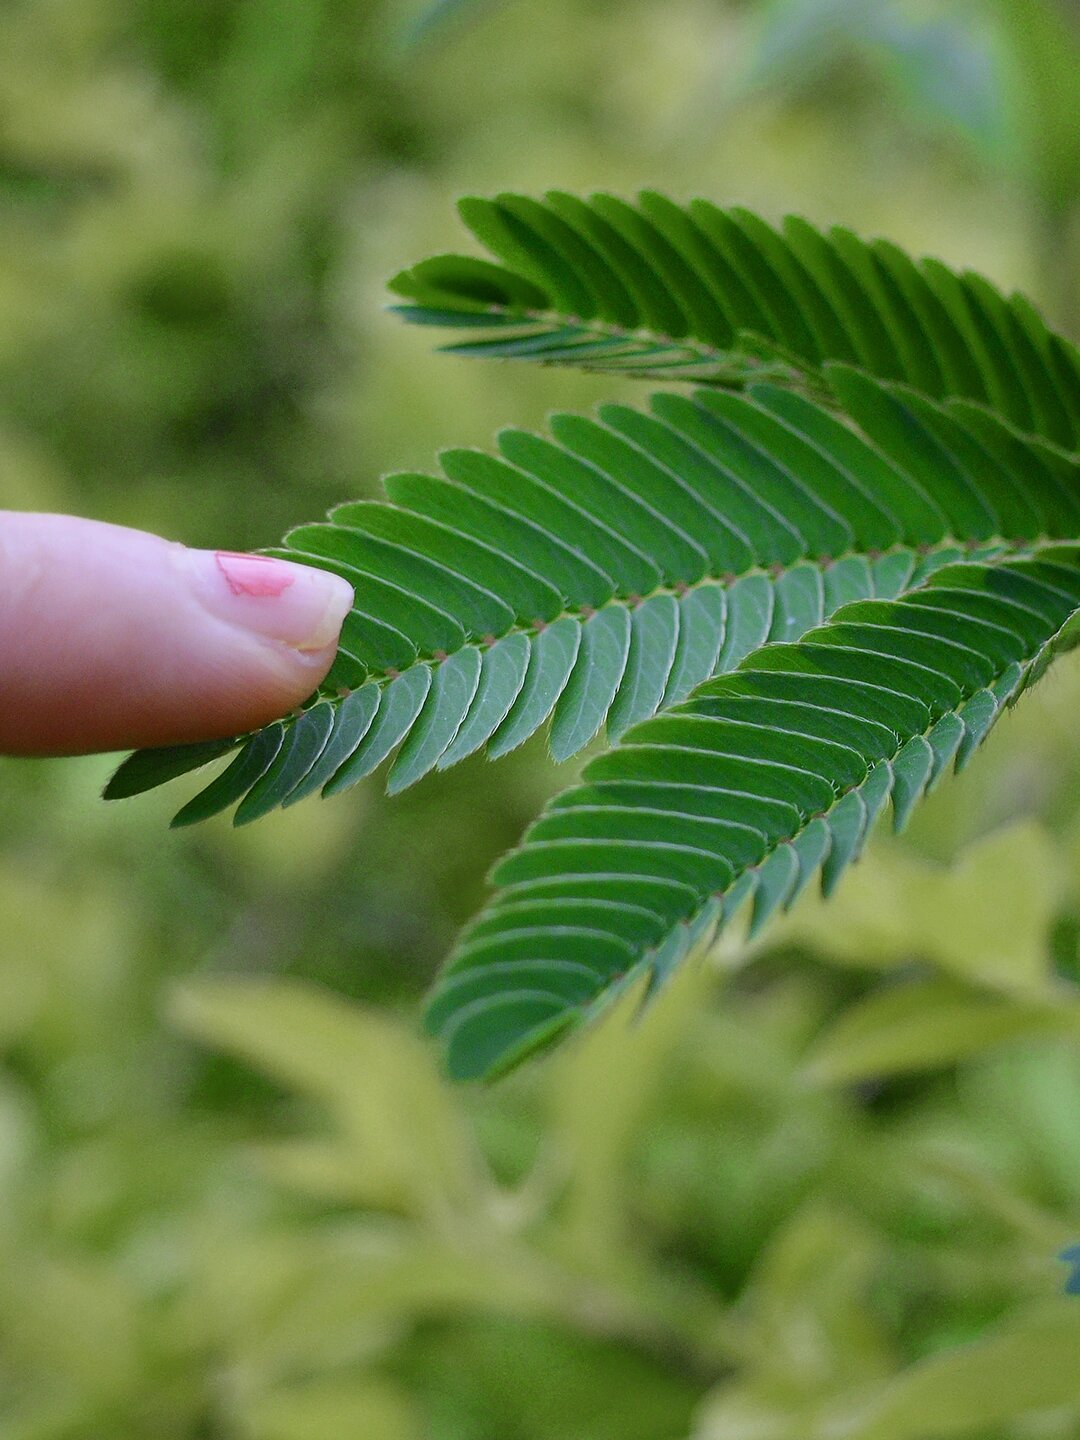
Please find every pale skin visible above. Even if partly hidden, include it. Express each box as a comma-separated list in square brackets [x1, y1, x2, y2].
[0, 512, 354, 756]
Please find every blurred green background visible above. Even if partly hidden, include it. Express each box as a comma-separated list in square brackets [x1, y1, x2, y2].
[2, 0, 1080, 1435]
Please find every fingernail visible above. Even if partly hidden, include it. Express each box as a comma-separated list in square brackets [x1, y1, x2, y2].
[184, 549, 354, 652]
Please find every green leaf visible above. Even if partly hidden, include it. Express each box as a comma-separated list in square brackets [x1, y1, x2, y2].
[437, 631, 531, 767]
[486, 618, 581, 759]
[323, 668, 432, 796]
[152, 364, 1039, 828]
[548, 607, 631, 762]
[234, 703, 335, 824]
[430, 550, 1080, 1078]
[283, 684, 381, 805]
[171, 724, 285, 828]
[102, 735, 239, 800]
[391, 192, 1080, 449]
[889, 736, 934, 833]
[387, 646, 482, 792]
[171, 979, 484, 1217]
[848, 1301, 1080, 1440]
[236, 1377, 418, 1440]
[606, 595, 681, 741]
[781, 818, 1065, 994]
[105, 199, 1080, 1081]
[803, 977, 1078, 1086]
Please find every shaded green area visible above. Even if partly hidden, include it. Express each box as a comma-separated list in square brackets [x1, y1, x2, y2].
[2, 0, 1080, 1435]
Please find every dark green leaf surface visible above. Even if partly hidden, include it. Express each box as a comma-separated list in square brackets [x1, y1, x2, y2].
[103, 200, 1080, 1081]
[390, 193, 1080, 450]
[430, 551, 1080, 1078]
[107, 369, 1065, 825]
[102, 736, 240, 800]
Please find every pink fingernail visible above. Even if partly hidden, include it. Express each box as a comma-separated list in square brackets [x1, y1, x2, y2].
[185, 548, 354, 652]
[216, 552, 297, 599]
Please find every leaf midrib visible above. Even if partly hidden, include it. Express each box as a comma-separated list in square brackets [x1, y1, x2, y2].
[315, 534, 1030, 699]
[408, 299, 814, 381]
[399, 300, 1080, 461]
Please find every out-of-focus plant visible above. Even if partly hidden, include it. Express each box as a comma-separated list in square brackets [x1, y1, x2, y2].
[737, 0, 1080, 330]
[737, 0, 1010, 162]
[6, 774, 1080, 1436]
[398, 0, 498, 49]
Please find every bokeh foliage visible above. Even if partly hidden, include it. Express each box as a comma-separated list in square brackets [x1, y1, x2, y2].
[1, 0, 1080, 1434]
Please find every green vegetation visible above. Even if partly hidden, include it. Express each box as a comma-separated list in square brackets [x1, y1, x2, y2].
[111, 195, 1080, 1082]
[4, 0, 1080, 1435]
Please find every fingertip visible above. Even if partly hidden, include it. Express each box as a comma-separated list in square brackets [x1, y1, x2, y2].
[0, 514, 357, 755]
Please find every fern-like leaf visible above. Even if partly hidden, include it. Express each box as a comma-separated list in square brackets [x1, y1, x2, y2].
[429, 550, 1080, 1077]
[106, 366, 1073, 823]
[105, 198, 1080, 1082]
[390, 193, 1080, 451]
